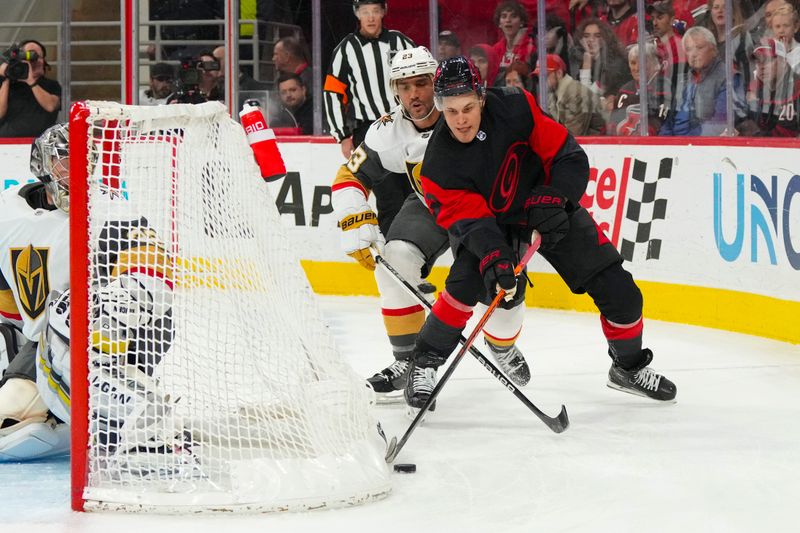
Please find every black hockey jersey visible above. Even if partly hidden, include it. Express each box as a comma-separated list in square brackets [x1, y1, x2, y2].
[419, 87, 589, 255]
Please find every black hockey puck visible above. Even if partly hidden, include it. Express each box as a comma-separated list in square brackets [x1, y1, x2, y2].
[393, 463, 416, 473]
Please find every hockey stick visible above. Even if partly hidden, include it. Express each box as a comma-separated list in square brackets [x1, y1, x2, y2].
[374, 242, 569, 435]
[382, 233, 569, 463]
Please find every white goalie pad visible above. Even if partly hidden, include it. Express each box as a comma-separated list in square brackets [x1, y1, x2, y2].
[0, 418, 69, 462]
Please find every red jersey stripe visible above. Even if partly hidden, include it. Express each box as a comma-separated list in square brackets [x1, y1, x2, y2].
[523, 89, 568, 184]
[420, 175, 494, 230]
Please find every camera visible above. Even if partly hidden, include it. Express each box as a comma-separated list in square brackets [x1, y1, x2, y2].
[1, 44, 39, 81]
[169, 56, 208, 104]
[198, 59, 220, 72]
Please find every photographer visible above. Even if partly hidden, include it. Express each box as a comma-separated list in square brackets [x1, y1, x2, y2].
[167, 53, 220, 105]
[197, 51, 223, 101]
[0, 40, 61, 137]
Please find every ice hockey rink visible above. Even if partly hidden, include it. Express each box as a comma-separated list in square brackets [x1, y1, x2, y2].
[4, 295, 798, 533]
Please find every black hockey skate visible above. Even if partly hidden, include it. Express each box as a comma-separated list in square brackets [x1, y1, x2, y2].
[485, 340, 531, 387]
[607, 349, 677, 402]
[367, 359, 409, 403]
[404, 361, 437, 413]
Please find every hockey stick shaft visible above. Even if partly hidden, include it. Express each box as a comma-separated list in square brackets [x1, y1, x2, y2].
[384, 233, 567, 463]
[375, 243, 568, 435]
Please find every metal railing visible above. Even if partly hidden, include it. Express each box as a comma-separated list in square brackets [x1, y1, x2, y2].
[0, 17, 301, 118]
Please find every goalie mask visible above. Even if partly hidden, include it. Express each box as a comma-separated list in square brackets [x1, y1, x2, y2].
[30, 122, 70, 213]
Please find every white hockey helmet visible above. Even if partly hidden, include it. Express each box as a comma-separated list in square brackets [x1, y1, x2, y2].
[30, 122, 70, 212]
[389, 46, 438, 94]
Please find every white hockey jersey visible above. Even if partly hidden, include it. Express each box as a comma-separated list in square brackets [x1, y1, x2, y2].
[0, 184, 69, 342]
[333, 104, 434, 202]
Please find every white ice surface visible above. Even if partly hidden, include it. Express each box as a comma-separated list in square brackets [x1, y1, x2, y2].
[2, 296, 798, 533]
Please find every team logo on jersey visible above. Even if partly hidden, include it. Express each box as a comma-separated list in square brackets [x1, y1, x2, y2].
[489, 141, 527, 214]
[476, 130, 487, 141]
[376, 114, 394, 129]
[404, 160, 424, 196]
[10, 245, 50, 320]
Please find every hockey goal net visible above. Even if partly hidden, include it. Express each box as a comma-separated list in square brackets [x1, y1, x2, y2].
[69, 101, 390, 513]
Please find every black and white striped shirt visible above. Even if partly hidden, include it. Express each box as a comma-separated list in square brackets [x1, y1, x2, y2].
[324, 28, 415, 142]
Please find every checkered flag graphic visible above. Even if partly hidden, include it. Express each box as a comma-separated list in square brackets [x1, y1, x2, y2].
[619, 158, 673, 262]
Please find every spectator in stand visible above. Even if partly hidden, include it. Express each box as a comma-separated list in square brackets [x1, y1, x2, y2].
[601, 0, 638, 46]
[324, 0, 414, 160]
[272, 36, 312, 90]
[750, 0, 795, 39]
[0, 40, 61, 138]
[504, 60, 532, 90]
[492, 1, 536, 77]
[738, 38, 800, 136]
[437, 30, 462, 60]
[609, 43, 670, 135]
[768, 5, 800, 72]
[659, 26, 746, 136]
[649, 1, 689, 100]
[469, 44, 501, 88]
[701, 0, 756, 88]
[536, 53, 606, 136]
[569, 18, 631, 111]
[270, 72, 313, 134]
[140, 63, 174, 105]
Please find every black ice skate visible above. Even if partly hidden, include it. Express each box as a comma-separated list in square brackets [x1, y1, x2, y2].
[485, 340, 531, 387]
[367, 359, 409, 403]
[404, 361, 437, 413]
[607, 349, 677, 402]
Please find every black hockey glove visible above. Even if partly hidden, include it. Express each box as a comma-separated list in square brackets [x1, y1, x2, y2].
[479, 245, 517, 301]
[525, 186, 570, 250]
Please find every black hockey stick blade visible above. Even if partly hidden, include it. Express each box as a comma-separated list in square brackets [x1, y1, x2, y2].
[547, 405, 570, 433]
[385, 436, 399, 462]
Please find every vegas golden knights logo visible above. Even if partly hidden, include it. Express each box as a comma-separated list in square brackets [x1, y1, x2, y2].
[10, 245, 50, 319]
[404, 160, 424, 197]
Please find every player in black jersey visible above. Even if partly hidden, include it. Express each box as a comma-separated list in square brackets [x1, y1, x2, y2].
[405, 56, 677, 409]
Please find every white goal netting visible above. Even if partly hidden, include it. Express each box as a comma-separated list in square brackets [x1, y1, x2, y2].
[72, 101, 390, 513]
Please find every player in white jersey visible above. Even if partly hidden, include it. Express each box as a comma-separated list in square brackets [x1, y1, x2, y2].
[332, 47, 531, 408]
[0, 124, 181, 463]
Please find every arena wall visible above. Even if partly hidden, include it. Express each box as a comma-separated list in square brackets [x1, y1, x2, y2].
[2, 136, 796, 343]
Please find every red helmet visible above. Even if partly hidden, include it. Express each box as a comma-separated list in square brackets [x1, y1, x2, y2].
[433, 56, 484, 109]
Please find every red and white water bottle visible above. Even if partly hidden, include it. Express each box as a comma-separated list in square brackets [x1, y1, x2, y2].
[239, 100, 286, 182]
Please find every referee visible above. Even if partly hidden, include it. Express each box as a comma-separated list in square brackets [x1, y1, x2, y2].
[324, 0, 415, 160]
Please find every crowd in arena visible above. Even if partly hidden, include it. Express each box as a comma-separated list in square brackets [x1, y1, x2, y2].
[1, 0, 800, 139]
[432, 0, 800, 138]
